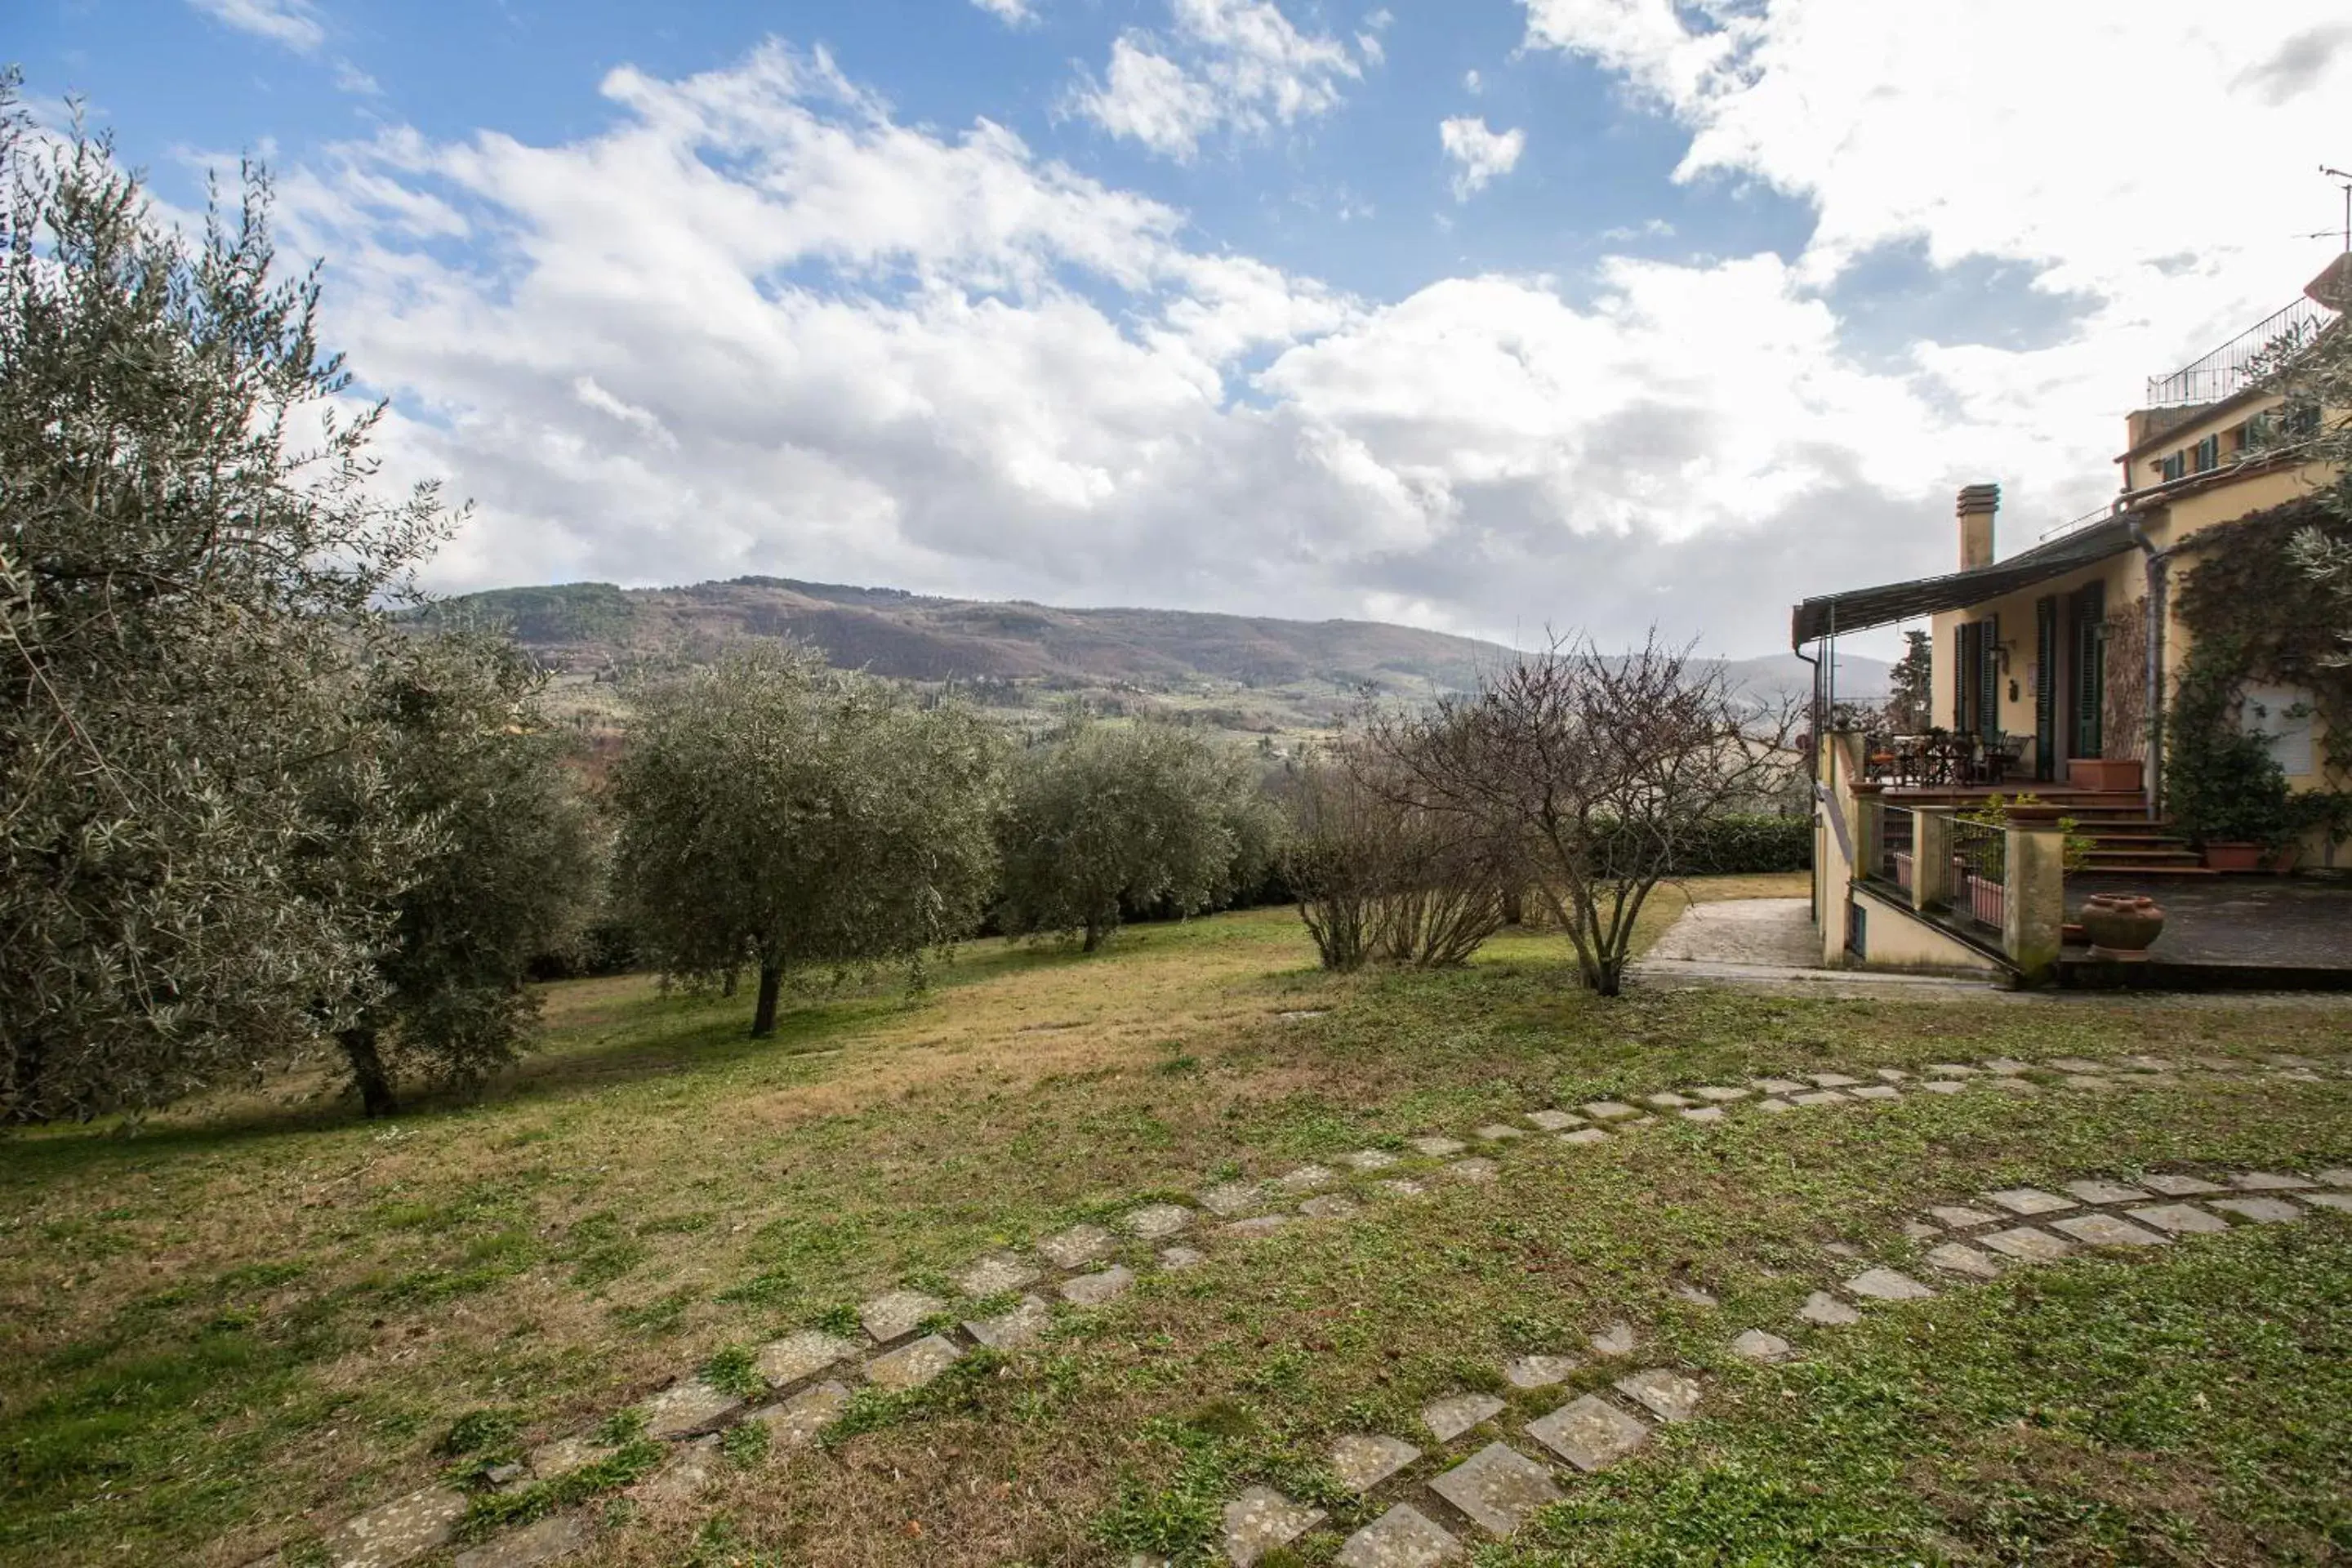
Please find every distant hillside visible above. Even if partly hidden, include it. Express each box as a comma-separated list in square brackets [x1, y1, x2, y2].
[423, 577, 1886, 738]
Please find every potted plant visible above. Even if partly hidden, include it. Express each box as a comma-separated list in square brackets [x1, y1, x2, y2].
[2166, 653, 2296, 871]
[2066, 756, 2145, 794]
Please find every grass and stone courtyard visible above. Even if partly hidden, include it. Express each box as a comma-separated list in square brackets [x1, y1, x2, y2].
[4, 876, 2350, 1567]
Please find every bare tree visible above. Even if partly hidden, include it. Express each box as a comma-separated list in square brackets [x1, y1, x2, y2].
[1365, 632, 1796, 996]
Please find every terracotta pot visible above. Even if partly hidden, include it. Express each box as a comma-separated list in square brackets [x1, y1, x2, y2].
[2061, 922, 2086, 944]
[2203, 842, 2265, 872]
[2066, 758, 2145, 793]
[2078, 893, 2165, 962]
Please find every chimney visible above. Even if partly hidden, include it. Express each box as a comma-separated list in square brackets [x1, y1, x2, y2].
[1958, 483, 1998, 570]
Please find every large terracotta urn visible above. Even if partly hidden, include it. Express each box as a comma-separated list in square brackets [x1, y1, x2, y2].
[2078, 893, 2166, 962]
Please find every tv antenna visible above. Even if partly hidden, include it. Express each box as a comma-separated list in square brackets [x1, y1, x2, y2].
[2305, 165, 2352, 252]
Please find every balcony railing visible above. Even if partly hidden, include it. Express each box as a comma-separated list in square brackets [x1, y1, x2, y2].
[2145, 295, 2334, 408]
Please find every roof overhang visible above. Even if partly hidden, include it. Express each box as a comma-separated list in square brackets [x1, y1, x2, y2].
[1790, 513, 2142, 648]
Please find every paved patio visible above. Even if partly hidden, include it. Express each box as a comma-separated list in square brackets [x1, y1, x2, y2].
[1634, 898, 2009, 997]
[2069, 875, 2352, 976]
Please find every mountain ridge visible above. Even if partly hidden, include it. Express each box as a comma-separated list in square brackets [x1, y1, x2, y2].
[426, 577, 1888, 736]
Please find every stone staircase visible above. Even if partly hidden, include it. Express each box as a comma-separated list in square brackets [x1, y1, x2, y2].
[1892, 787, 2213, 876]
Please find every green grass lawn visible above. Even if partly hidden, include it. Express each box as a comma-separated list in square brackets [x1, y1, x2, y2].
[1, 877, 2347, 1566]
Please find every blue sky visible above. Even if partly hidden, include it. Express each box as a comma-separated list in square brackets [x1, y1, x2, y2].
[16, 2, 2352, 654]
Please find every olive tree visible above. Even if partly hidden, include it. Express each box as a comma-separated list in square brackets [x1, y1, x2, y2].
[321, 632, 600, 1116]
[997, 720, 1271, 952]
[1367, 633, 1795, 996]
[609, 648, 1004, 1037]
[0, 88, 450, 1121]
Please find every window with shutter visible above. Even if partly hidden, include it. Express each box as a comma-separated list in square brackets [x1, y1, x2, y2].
[1978, 614, 2000, 743]
[2034, 596, 2057, 781]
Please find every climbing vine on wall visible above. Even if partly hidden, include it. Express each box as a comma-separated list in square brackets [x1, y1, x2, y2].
[2100, 596, 2148, 763]
[2172, 496, 2352, 777]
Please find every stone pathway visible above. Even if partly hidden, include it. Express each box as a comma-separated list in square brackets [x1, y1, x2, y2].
[266, 1049, 2350, 1568]
[1179, 1159, 2352, 1567]
[1631, 896, 2015, 996]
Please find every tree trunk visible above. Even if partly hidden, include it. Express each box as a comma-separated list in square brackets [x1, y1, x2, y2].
[721, 968, 738, 998]
[1081, 918, 1104, 954]
[751, 962, 783, 1038]
[339, 1027, 399, 1117]
[1501, 886, 1525, 925]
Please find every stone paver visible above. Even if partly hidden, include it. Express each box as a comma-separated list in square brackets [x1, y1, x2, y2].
[528, 1436, 601, 1478]
[2061, 1180, 2149, 1206]
[2302, 1192, 2352, 1213]
[1790, 1089, 1849, 1107]
[1925, 1062, 1979, 1076]
[1873, 1067, 1912, 1082]
[1428, 1442, 1562, 1535]
[1220, 1214, 1290, 1239]
[1809, 1072, 1863, 1088]
[1582, 1101, 1643, 1121]
[1336, 1503, 1463, 1568]
[750, 1379, 850, 1450]
[1223, 1486, 1325, 1566]
[1199, 1180, 1268, 1216]
[2316, 1169, 2352, 1187]
[2126, 1203, 2229, 1236]
[951, 1253, 1040, 1297]
[756, 1329, 859, 1388]
[639, 1379, 742, 1439]
[451, 1512, 590, 1568]
[1037, 1224, 1116, 1268]
[1844, 1267, 1934, 1302]
[1123, 1204, 1193, 1240]
[1409, 1135, 1468, 1157]
[1731, 1329, 1794, 1362]
[1422, 1392, 1506, 1442]
[1755, 1097, 1797, 1113]
[2139, 1173, 2224, 1197]
[1984, 1188, 2077, 1217]
[1984, 1076, 2039, 1094]
[865, 1334, 962, 1391]
[1681, 1105, 1726, 1123]
[1927, 1203, 2001, 1229]
[1900, 1220, 1941, 1241]
[1341, 1148, 1403, 1171]
[859, 1290, 947, 1344]
[1671, 1283, 1718, 1307]
[2230, 1171, 2314, 1191]
[1646, 1091, 1698, 1109]
[1750, 1077, 1808, 1094]
[630, 1435, 718, 1505]
[1059, 1265, 1135, 1307]
[1915, 1080, 1967, 1094]
[2045, 1057, 2109, 1074]
[1298, 1194, 1361, 1220]
[1331, 1432, 1422, 1493]
[1923, 1242, 2001, 1280]
[1978, 1227, 2076, 1263]
[1615, 1368, 1703, 1422]
[1558, 1127, 1611, 1146]
[1851, 1085, 1901, 1101]
[964, 1294, 1054, 1351]
[1377, 1178, 1431, 1198]
[1526, 1393, 1650, 1471]
[1524, 1110, 1584, 1132]
[1159, 1244, 1208, 1270]
[1693, 1085, 1752, 1102]
[1473, 1123, 1526, 1143]
[1589, 1320, 1637, 1356]
[2063, 1074, 2120, 1090]
[1501, 1354, 1580, 1389]
[2050, 1213, 2169, 1248]
[1797, 1291, 1860, 1326]
[322, 1486, 468, 1568]
[1444, 1158, 1499, 1183]
[1276, 1164, 1337, 1193]
[2211, 1196, 2304, 1223]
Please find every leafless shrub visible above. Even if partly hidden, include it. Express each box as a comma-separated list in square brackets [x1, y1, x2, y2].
[1363, 631, 1797, 996]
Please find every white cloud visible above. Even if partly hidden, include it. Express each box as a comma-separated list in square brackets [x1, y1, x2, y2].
[188, 0, 326, 53]
[1073, 0, 1366, 160]
[1438, 117, 1526, 200]
[1463, 68, 1483, 93]
[266, 22, 2352, 657]
[969, 0, 1036, 24]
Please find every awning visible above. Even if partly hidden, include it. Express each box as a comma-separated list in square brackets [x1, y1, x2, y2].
[1789, 513, 2142, 648]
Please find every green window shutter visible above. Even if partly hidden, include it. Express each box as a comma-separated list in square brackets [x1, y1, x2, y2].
[1953, 623, 1974, 730]
[2034, 597, 2058, 780]
[1978, 614, 2000, 742]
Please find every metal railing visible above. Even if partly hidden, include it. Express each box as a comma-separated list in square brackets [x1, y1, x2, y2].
[1950, 817, 2005, 931]
[2145, 295, 2333, 408]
